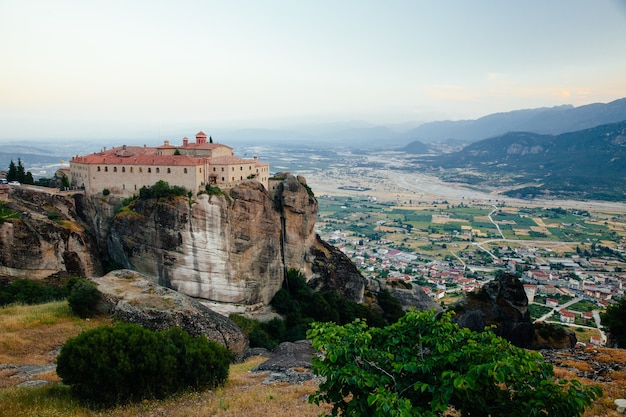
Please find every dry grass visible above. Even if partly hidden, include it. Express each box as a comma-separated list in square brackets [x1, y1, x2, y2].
[2, 302, 626, 416]
[0, 301, 112, 365]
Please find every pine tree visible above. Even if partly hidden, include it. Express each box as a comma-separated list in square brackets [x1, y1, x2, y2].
[7, 160, 17, 181]
[16, 158, 26, 183]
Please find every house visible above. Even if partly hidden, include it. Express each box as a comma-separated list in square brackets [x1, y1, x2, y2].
[70, 132, 270, 197]
[546, 298, 559, 308]
[559, 309, 575, 324]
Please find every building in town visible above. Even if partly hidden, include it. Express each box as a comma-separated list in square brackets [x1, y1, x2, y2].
[70, 132, 269, 196]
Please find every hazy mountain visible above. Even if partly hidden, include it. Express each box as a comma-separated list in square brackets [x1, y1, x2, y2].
[431, 120, 626, 201]
[403, 98, 626, 143]
[401, 140, 430, 154]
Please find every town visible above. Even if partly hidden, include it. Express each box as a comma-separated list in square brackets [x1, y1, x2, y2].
[315, 194, 626, 346]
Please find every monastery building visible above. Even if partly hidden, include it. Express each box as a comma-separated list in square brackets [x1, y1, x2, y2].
[70, 131, 270, 196]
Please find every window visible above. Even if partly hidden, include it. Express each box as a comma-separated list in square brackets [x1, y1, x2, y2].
[105, 167, 108, 172]
[130, 167, 133, 173]
[240, 166, 243, 171]
[232, 167, 234, 171]
[148, 168, 151, 173]
[221, 177, 224, 181]
[167, 168, 171, 174]
[156, 168, 160, 173]
[221, 167, 224, 172]
[122, 167, 126, 173]
[213, 167, 216, 172]
[184, 168, 188, 174]
[114, 167, 118, 172]
[199, 168, 202, 173]
[139, 167, 143, 173]
[97, 166, 101, 172]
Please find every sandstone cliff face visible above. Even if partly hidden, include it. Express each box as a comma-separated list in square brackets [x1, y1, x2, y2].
[106, 181, 284, 305]
[0, 188, 100, 279]
[102, 175, 370, 306]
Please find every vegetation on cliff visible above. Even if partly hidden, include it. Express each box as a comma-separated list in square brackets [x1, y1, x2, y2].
[308, 309, 601, 417]
[231, 269, 404, 350]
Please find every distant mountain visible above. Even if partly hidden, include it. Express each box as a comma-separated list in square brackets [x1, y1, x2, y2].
[403, 98, 626, 143]
[402, 140, 430, 154]
[431, 120, 626, 201]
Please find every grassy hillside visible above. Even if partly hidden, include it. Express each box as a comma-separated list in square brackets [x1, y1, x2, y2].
[1, 301, 625, 416]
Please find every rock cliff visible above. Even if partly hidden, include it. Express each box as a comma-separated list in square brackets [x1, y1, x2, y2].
[95, 175, 370, 306]
[0, 187, 100, 279]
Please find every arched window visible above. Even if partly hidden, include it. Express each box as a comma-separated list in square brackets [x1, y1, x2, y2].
[240, 166, 243, 171]
[105, 167, 108, 172]
[114, 167, 118, 172]
[156, 168, 160, 173]
[97, 166, 101, 172]
[184, 168, 188, 174]
[148, 168, 152, 173]
[221, 177, 224, 181]
[122, 167, 126, 173]
[167, 168, 171, 174]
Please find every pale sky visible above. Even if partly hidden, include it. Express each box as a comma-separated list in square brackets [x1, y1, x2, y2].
[1, 0, 626, 140]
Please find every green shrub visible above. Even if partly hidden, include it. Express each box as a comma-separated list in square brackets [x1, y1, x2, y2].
[308, 310, 601, 417]
[56, 323, 231, 406]
[102, 188, 110, 196]
[0, 279, 66, 306]
[67, 279, 102, 318]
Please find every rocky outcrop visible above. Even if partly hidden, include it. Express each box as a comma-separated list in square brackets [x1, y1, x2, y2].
[1, 175, 396, 313]
[94, 269, 248, 360]
[102, 175, 371, 307]
[452, 273, 538, 348]
[0, 187, 101, 279]
[452, 273, 576, 349]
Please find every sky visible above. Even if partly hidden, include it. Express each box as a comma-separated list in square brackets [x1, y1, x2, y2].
[1, 0, 626, 141]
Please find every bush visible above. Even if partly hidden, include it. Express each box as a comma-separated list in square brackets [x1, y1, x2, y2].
[102, 188, 110, 196]
[67, 279, 102, 318]
[308, 310, 601, 417]
[56, 323, 231, 406]
[0, 279, 66, 306]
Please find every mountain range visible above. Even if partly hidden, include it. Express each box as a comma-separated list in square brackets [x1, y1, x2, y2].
[425, 120, 626, 201]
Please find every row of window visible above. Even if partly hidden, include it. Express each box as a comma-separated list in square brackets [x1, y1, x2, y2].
[97, 166, 191, 174]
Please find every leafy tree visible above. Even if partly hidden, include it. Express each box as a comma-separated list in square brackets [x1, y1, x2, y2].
[601, 296, 626, 347]
[308, 310, 601, 417]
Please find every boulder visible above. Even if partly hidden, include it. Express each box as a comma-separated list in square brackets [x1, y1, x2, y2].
[93, 269, 248, 361]
[452, 273, 536, 348]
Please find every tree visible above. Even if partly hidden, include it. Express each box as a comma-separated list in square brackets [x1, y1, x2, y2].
[7, 160, 16, 181]
[16, 158, 25, 183]
[601, 296, 626, 347]
[56, 323, 231, 405]
[308, 310, 600, 417]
